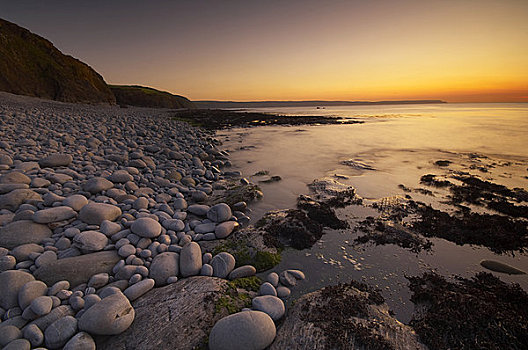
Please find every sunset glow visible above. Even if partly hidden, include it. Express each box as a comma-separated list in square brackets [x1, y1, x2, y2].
[2, 0, 527, 102]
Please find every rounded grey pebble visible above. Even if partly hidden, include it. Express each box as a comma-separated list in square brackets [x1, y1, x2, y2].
[208, 310, 276, 350]
[200, 264, 213, 276]
[0, 325, 22, 347]
[259, 282, 277, 297]
[130, 217, 161, 238]
[252, 295, 285, 321]
[266, 272, 279, 287]
[45, 315, 78, 349]
[211, 252, 236, 279]
[63, 331, 96, 350]
[23, 323, 44, 347]
[279, 270, 296, 287]
[123, 278, 155, 301]
[2, 338, 31, 350]
[30, 296, 53, 316]
[228, 265, 256, 280]
[207, 203, 232, 223]
[18, 280, 48, 310]
[276, 286, 291, 298]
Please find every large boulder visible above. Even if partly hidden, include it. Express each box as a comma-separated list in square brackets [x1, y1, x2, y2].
[209, 311, 276, 350]
[39, 154, 73, 168]
[0, 189, 42, 211]
[32, 206, 77, 224]
[0, 220, 52, 249]
[78, 292, 134, 335]
[79, 202, 121, 225]
[149, 252, 179, 286]
[0, 270, 35, 309]
[33, 251, 120, 287]
[95, 277, 233, 349]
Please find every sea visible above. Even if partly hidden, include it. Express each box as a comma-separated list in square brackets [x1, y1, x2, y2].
[216, 103, 528, 323]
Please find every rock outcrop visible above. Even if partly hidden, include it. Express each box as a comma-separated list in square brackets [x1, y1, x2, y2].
[110, 85, 195, 109]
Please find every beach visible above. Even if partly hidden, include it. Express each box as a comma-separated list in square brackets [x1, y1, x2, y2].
[0, 92, 527, 349]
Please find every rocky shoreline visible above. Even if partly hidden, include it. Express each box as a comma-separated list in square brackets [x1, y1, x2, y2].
[1, 91, 526, 349]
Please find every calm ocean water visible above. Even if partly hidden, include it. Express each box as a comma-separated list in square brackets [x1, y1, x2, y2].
[217, 103, 528, 322]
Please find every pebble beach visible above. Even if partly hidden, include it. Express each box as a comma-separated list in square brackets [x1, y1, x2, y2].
[0, 92, 311, 350]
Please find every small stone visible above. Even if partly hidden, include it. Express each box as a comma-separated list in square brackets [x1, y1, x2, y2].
[35, 250, 57, 267]
[0, 255, 16, 272]
[79, 202, 121, 225]
[118, 244, 136, 258]
[200, 264, 213, 276]
[109, 170, 133, 183]
[78, 292, 135, 335]
[30, 296, 53, 316]
[259, 282, 277, 296]
[84, 294, 101, 310]
[180, 242, 202, 277]
[63, 195, 89, 211]
[44, 315, 78, 349]
[0, 172, 31, 185]
[63, 332, 96, 350]
[73, 231, 108, 252]
[123, 278, 155, 301]
[215, 221, 238, 239]
[100, 220, 121, 236]
[187, 204, 210, 216]
[83, 177, 113, 194]
[130, 217, 161, 238]
[195, 222, 216, 234]
[10, 243, 44, 262]
[207, 203, 232, 223]
[2, 339, 31, 350]
[229, 265, 256, 280]
[88, 273, 109, 289]
[149, 252, 179, 286]
[0, 270, 35, 309]
[276, 286, 291, 298]
[0, 325, 22, 347]
[23, 323, 44, 347]
[208, 311, 276, 350]
[211, 252, 236, 279]
[267, 272, 279, 287]
[32, 206, 77, 224]
[18, 280, 48, 309]
[286, 269, 305, 280]
[279, 270, 297, 287]
[133, 197, 149, 210]
[39, 154, 73, 168]
[252, 295, 285, 321]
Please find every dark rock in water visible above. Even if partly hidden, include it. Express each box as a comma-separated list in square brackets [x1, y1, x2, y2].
[256, 209, 323, 249]
[407, 272, 528, 350]
[0, 18, 115, 103]
[95, 277, 237, 350]
[297, 195, 348, 230]
[480, 259, 526, 275]
[434, 160, 452, 167]
[271, 280, 426, 350]
[34, 251, 120, 287]
[110, 85, 195, 109]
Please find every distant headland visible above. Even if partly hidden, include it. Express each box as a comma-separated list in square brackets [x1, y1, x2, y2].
[195, 100, 446, 109]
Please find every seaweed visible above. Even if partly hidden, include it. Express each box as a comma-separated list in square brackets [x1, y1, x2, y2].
[408, 272, 528, 350]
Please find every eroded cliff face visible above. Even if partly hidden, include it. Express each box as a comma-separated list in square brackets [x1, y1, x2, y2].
[0, 18, 115, 104]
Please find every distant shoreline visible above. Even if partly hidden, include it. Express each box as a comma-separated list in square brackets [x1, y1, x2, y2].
[195, 99, 446, 109]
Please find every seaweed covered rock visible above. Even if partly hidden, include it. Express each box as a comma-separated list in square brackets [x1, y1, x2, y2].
[271, 280, 427, 350]
[408, 272, 528, 350]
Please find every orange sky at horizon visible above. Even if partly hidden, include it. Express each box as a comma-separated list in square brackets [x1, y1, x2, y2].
[2, 0, 527, 102]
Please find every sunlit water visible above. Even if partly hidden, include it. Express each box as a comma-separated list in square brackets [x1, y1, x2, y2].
[217, 103, 528, 323]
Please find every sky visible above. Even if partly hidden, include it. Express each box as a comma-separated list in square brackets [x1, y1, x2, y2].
[1, 0, 527, 102]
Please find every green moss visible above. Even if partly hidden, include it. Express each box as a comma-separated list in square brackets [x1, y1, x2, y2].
[254, 251, 282, 271]
[212, 238, 281, 273]
[171, 116, 204, 127]
[228, 276, 263, 292]
[214, 290, 252, 315]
